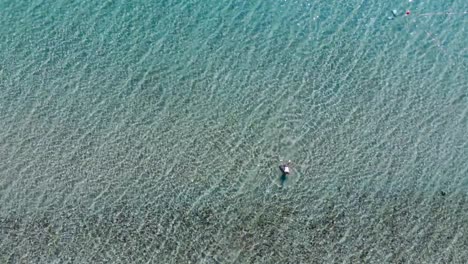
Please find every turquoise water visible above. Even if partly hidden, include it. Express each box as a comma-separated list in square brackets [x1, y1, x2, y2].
[1, 0, 467, 263]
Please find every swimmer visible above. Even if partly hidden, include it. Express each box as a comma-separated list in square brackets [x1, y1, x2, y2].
[279, 160, 292, 175]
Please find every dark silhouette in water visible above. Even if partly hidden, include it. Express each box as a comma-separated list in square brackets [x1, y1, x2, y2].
[279, 173, 287, 187]
[279, 160, 291, 187]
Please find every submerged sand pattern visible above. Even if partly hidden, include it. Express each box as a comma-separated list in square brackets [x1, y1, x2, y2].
[0, 0, 467, 263]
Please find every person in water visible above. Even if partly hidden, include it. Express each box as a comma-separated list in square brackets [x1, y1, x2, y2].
[279, 160, 291, 175]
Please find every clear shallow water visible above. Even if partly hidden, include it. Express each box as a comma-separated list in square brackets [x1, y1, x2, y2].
[0, 0, 467, 263]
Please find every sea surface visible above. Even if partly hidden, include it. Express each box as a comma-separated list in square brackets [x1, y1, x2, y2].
[1, 0, 467, 263]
